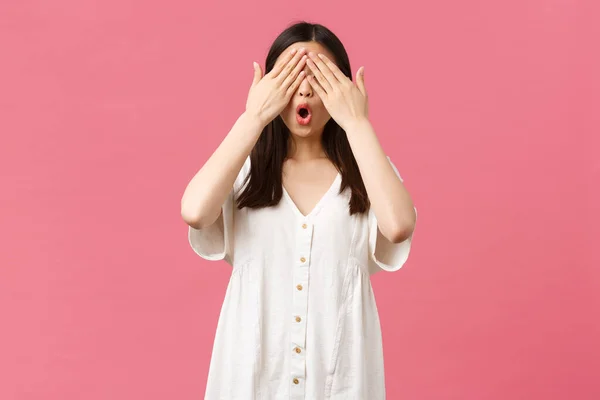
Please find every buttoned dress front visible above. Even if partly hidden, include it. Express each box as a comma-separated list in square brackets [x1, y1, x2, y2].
[188, 156, 417, 399]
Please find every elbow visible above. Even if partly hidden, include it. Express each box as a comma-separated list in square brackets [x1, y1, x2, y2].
[385, 210, 416, 244]
[181, 207, 202, 229]
[181, 191, 223, 230]
[181, 200, 211, 230]
[386, 224, 413, 244]
[181, 210, 216, 230]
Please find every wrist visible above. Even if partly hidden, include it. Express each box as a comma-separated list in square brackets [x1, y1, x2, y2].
[241, 111, 268, 131]
[341, 117, 371, 135]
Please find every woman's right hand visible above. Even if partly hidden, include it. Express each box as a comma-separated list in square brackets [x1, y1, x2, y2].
[246, 48, 308, 126]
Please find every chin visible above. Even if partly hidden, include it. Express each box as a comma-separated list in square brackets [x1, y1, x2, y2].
[283, 116, 330, 138]
[288, 125, 321, 137]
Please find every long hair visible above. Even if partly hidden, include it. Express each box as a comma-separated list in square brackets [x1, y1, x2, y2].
[237, 21, 370, 215]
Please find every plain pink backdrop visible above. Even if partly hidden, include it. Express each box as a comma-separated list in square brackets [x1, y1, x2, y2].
[1, 0, 598, 399]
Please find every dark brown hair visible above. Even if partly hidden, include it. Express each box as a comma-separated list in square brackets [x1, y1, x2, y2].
[237, 21, 370, 215]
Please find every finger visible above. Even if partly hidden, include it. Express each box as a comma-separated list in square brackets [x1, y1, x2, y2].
[281, 54, 307, 89]
[308, 52, 340, 86]
[274, 48, 306, 84]
[356, 66, 367, 96]
[317, 53, 348, 83]
[252, 62, 263, 86]
[306, 75, 328, 100]
[286, 71, 306, 96]
[269, 48, 297, 78]
[306, 57, 332, 93]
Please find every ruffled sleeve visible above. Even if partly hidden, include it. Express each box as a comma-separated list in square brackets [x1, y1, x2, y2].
[187, 156, 250, 266]
[368, 157, 417, 273]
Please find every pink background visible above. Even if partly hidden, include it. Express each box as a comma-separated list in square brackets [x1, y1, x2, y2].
[1, 0, 598, 399]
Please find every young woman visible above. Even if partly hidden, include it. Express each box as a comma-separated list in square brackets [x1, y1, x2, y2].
[181, 21, 417, 399]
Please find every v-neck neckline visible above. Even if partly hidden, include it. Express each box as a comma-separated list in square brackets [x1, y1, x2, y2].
[281, 172, 341, 219]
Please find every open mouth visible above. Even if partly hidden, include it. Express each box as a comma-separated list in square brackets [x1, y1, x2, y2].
[298, 108, 309, 118]
[296, 103, 312, 125]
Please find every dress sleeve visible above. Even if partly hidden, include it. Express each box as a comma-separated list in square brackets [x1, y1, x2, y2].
[187, 156, 250, 265]
[368, 156, 417, 273]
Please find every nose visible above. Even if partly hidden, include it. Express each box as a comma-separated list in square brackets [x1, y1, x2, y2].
[297, 76, 313, 98]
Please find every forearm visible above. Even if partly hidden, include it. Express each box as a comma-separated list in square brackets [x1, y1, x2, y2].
[344, 118, 416, 242]
[181, 112, 264, 229]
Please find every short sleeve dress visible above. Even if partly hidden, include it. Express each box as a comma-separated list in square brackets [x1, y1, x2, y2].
[188, 156, 417, 400]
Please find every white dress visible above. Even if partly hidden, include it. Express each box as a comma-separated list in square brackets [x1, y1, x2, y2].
[188, 156, 417, 399]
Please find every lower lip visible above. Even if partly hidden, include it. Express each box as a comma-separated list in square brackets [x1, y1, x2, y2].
[296, 113, 312, 125]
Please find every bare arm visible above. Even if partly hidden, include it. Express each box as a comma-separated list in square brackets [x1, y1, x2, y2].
[345, 119, 416, 243]
[180, 112, 264, 229]
[304, 53, 416, 244]
[181, 48, 308, 230]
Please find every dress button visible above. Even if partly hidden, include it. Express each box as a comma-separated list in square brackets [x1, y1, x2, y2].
[295, 316, 301, 322]
[295, 347, 302, 354]
[293, 378, 299, 385]
[300, 257, 306, 263]
[302, 223, 307, 229]
[296, 284, 303, 291]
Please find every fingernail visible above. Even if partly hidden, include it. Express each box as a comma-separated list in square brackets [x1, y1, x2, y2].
[290, 48, 297, 55]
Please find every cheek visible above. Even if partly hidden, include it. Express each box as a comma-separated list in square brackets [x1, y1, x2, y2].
[313, 101, 329, 118]
[281, 101, 296, 118]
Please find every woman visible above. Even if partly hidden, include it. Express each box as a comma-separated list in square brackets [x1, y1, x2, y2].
[181, 21, 417, 399]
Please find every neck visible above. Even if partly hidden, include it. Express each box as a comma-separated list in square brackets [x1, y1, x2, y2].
[287, 132, 326, 161]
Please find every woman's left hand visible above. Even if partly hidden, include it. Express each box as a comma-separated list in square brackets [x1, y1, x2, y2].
[306, 52, 369, 132]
